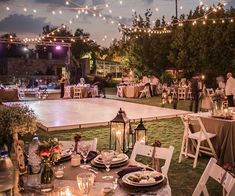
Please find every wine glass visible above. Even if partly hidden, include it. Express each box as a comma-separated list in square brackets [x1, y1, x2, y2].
[79, 142, 91, 169]
[77, 173, 95, 196]
[101, 150, 115, 180]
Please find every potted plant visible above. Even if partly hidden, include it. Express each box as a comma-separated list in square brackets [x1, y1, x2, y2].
[0, 104, 37, 152]
[37, 138, 62, 192]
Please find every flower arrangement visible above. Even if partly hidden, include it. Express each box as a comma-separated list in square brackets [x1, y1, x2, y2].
[38, 138, 62, 167]
[0, 104, 37, 151]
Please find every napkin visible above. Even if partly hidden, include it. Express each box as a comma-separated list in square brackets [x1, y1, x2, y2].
[80, 151, 98, 163]
[117, 165, 144, 178]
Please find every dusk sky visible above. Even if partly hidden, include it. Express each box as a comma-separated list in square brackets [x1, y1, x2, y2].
[0, 0, 234, 46]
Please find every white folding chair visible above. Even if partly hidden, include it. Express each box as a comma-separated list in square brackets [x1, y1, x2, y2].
[116, 86, 123, 97]
[130, 142, 174, 177]
[18, 88, 25, 99]
[139, 86, 151, 98]
[73, 87, 82, 99]
[60, 138, 97, 152]
[206, 88, 215, 97]
[178, 88, 187, 100]
[193, 158, 235, 196]
[179, 115, 217, 168]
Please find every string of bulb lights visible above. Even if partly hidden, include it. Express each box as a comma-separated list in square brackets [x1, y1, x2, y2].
[0, 0, 233, 45]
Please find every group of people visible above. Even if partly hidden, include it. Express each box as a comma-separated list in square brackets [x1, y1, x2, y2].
[59, 74, 106, 99]
[190, 72, 235, 113]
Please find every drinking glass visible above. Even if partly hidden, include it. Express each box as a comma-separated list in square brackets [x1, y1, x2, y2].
[101, 150, 115, 180]
[79, 142, 91, 169]
[76, 173, 95, 196]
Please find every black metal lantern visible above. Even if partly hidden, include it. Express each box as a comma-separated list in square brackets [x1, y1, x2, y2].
[135, 118, 147, 144]
[110, 108, 130, 153]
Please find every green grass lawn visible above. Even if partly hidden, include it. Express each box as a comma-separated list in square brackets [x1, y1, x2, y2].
[22, 90, 223, 195]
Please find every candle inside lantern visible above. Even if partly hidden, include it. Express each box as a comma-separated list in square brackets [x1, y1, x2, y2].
[116, 130, 122, 153]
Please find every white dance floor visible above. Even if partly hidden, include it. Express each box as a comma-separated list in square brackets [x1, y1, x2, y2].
[19, 98, 189, 131]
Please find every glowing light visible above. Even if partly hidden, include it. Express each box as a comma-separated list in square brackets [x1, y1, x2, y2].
[6, 7, 10, 11]
[59, 10, 62, 14]
[119, 1, 123, 5]
[155, 7, 159, 12]
[132, 9, 135, 12]
[23, 47, 28, 52]
[52, 11, 56, 15]
[119, 16, 122, 19]
[33, 9, 37, 13]
[180, 6, 183, 10]
[66, 1, 69, 5]
[105, 4, 109, 8]
[23, 8, 27, 12]
[56, 45, 62, 50]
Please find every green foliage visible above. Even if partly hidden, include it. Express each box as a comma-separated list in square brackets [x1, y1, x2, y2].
[106, 5, 235, 83]
[0, 104, 37, 150]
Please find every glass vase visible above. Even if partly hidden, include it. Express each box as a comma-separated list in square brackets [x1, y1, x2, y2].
[40, 164, 54, 192]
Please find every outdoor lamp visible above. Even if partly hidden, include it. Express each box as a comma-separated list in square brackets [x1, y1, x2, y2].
[109, 108, 130, 153]
[135, 118, 147, 144]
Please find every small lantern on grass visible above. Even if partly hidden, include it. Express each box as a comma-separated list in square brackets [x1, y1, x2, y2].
[110, 108, 130, 153]
[161, 91, 167, 107]
[135, 118, 147, 144]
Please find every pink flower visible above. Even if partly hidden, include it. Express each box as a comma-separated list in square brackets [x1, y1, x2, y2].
[40, 150, 51, 156]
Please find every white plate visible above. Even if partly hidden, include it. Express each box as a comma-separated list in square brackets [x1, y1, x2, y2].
[122, 171, 164, 187]
[61, 149, 72, 158]
[94, 153, 128, 164]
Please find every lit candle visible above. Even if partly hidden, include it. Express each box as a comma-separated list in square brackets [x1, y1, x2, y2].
[71, 154, 81, 167]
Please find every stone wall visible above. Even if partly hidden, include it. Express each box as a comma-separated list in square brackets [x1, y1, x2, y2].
[0, 57, 67, 83]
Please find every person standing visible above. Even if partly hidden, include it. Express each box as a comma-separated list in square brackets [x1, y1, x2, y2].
[59, 74, 67, 98]
[190, 76, 200, 113]
[225, 72, 235, 107]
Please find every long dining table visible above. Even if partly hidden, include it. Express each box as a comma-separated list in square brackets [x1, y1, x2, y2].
[190, 112, 235, 166]
[22, 159, 171, 195]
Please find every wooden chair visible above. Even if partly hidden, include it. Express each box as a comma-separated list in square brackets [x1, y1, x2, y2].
[130, 142, 174, 177]
[179, 115, 217, 168]
[73, 87, 82, 99]
[139, 86, 151, 98]
[59, 138, 97, 152]
[193, 158, 235, 196]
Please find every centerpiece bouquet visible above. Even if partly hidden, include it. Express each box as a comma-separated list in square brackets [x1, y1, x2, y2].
[37, 138, 62, 191]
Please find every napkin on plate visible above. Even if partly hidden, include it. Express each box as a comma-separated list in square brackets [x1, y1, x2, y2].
[80, 151, 98, 163]
[117, 165, 145, 178]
